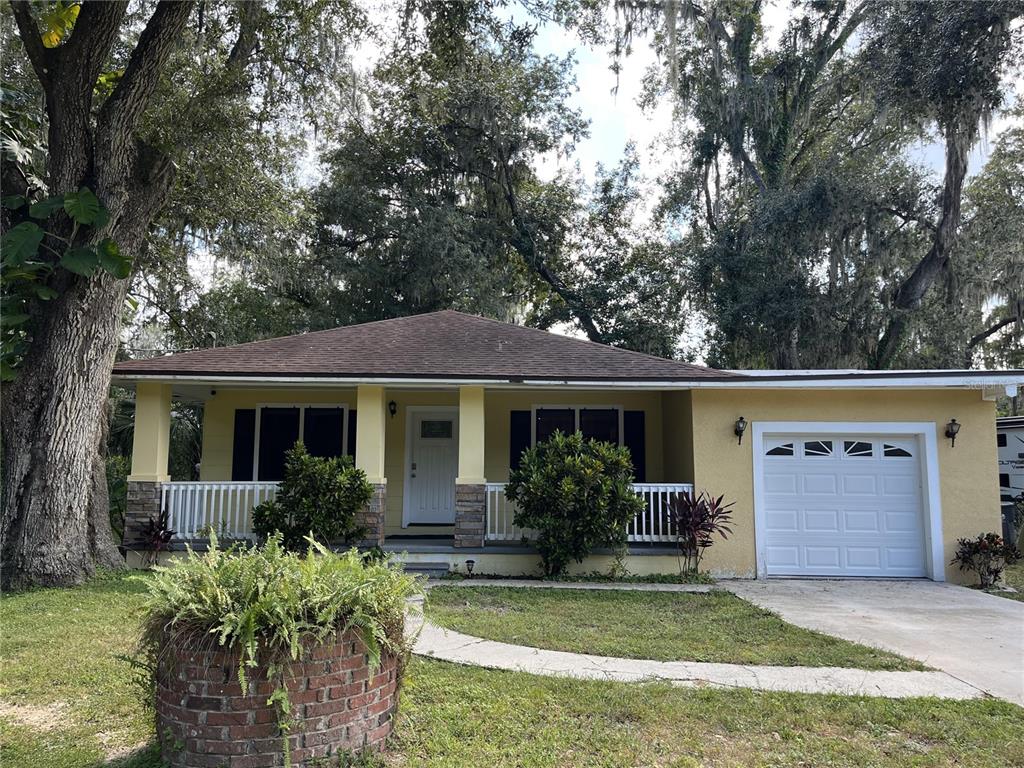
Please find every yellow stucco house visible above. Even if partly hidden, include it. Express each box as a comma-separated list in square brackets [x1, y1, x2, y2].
[113, 311, 1023, 582]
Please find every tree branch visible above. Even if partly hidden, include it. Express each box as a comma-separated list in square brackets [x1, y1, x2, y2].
[9, 1, 51, 88]
[97, 1, 195, 159]
[226, 0, 262, 72]
[967, 316, 1018, 351]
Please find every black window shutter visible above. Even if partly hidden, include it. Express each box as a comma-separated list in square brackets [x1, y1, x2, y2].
[509, 410, 531, 471]
[231, 409, 256, 481]
[623, 410, 646, 482]
[347, 409, 357, 460]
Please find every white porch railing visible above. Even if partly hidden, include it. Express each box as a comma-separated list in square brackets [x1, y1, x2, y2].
[161, 481, 279, 540]
[485, 482, 694, 544]
[484, 483, 537, 542]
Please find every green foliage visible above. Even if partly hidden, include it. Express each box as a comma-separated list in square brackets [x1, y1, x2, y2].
[39, 1, 80, 49]
[585, 0, 1023, 369]
[951, 532, 1022, 588]
[252, 443, 373, 551]
[506, 431, 644, 577]
[669, 490, 735, 576]
[106, 454, 130, 540]
[139, 536, 418, 763]
[1, 188, 129, 379]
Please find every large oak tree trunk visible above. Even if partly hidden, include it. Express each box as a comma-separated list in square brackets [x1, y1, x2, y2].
[1, 1, 193, 589]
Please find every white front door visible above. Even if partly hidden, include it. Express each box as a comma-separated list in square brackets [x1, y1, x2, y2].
[405, 410, 459, 525]
[760, 434, 927, 577]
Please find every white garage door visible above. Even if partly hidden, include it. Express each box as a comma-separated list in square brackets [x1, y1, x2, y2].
[760, 434, 927, 577]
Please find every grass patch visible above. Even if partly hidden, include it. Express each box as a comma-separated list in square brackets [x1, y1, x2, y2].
[985, 559, 1024, 602]
[0, 571, 153, 760]
[425, 586, 924, 670]
[5, 572, 1023, 768]
[389, 658, 1024, 768]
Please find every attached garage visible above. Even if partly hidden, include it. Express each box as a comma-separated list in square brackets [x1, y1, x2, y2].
[752, 422, 943, 579]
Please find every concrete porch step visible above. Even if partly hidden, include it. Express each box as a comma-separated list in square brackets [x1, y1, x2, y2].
[400, 561, 453, 578]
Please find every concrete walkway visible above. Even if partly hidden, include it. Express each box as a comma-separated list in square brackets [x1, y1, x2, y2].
[727, 579, 1024, 706]
[409, 588, 985, 700]
[430, 578, 720, 593]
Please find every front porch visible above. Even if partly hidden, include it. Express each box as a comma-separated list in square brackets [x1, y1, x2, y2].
[122, 381, 695, 555]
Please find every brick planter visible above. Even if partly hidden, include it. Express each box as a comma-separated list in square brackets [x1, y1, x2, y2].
[155, 629, 399, 767]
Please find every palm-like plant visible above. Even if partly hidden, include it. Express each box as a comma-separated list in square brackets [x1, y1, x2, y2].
[669, 490, 734, 576]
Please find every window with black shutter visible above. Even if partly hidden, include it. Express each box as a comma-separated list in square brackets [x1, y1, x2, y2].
[231, 409, 256, 481]
[509, 410, 531, 471]
[579, 408, 619, 444]
[303, 407, 344, 459]
[535, 408, 575, 444]
[623, 411, 646, 482]
[257, 407, 301, 481]
[347, 409, 357, 460]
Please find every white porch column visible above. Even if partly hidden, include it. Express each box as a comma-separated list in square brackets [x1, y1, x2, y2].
[455, 385, 486, 547]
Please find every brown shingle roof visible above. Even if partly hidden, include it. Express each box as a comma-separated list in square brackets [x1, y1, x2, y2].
[112, 310, 739, 381]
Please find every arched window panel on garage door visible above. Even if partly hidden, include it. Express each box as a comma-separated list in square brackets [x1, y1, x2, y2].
[803, 439, 834, 457]
[765, 439, 795, 456]
[844, 440, 874, 457]
[883, 439, 915, 458]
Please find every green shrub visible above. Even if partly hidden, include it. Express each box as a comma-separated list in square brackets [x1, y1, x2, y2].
[669, 490, 735, 576]
[506, 430, 644, 577]
[952, 532, 1021, 588]
[253, 443, 373, 551]
[139, 535, 419, 763]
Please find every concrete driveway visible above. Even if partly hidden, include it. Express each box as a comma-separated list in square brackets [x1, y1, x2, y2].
[728, 579, 1024, 706]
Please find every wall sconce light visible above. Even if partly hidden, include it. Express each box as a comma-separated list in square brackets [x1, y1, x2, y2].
[734, 416, 748, 445]
[465, 559, 475, 578]
[388, 400, 397, 418]
[945, 418, 961, 447]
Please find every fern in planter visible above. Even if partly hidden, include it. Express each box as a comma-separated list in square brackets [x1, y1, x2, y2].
[253, 442, 373, 551]
[138, 535, 419, 765]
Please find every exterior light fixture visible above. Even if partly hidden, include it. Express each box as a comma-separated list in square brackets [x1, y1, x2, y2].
[465, 559, 475, 577]
[388, 400, 397, 418]
[945, 418, 961, 447]
[734, 416, 748, 445]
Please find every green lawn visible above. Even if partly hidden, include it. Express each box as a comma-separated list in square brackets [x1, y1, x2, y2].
[425, 586, 924, 670]
[990, 560, 1024, 602]
[3, 573, 1023, 768]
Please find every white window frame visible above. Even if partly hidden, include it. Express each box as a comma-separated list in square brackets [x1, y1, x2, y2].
[529, 404, 625, 447]
[751, 421, 944, 582]
[252, 403, 349, 481]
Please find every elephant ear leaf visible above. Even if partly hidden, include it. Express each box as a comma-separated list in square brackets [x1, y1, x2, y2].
[60, 246, 100, 276]
[2, 222, 44, 266]
[97, 239, 131, 279]
[29, 196, 65, 219]
[63, 188, 101, 225]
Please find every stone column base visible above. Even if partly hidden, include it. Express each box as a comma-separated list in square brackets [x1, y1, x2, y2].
[124, 480, 162, 550]
[454, 483, 485, 548]
[357, 483, 387, 548]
